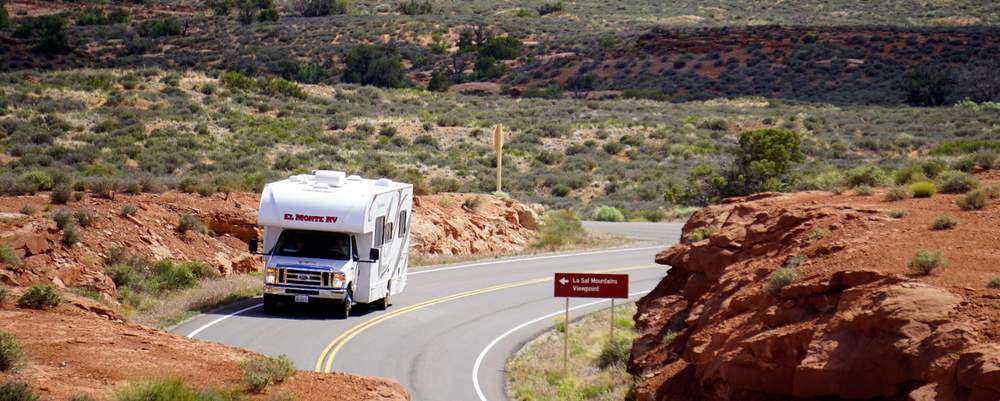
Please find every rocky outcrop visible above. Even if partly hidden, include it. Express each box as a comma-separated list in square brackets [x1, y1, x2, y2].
[410, 193, 539, 256]
[630, 192, 1000, 401]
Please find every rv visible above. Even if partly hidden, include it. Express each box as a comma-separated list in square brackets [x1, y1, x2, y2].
[249, 170, 413, 318]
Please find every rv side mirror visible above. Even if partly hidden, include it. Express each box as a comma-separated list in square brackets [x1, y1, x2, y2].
[369, 248, 380, 261]
[248, 239, 258, 254]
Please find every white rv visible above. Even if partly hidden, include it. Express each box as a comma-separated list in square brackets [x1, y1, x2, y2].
[250, 170, 413, 318]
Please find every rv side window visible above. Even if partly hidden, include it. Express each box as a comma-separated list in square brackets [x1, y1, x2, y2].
[398, 211, 408, 237]
[385, 222, 394, 243]
[374, 216, 385, 247]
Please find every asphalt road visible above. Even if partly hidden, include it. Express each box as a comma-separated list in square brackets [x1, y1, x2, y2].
[173, 222, 682, 401]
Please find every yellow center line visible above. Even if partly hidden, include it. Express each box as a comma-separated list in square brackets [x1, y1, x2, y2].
[314, 264, 659, 372]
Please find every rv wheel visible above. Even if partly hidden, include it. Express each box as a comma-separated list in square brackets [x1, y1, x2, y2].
[374, 293, 391, 310]
[262, 294, 279, 314]
[333, 290, 352, 319]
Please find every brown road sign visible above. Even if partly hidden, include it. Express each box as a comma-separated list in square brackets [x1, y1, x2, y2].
[554, 273, 629, 299]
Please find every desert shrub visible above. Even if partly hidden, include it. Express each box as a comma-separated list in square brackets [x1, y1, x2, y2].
[294, 0, 348, 16]
[884, 186, 911, 201]
[429, 177, 459, 193]
[0, 246, 17, 265]
[844, 165, 887, 188]
[427, 70, 449, 92]
[889, 209, 907, 218]
[52, 209, 74, 230]
[240, 355, 295, 393]
[0, 332, 24, 372]
[67, 395, 98, 401]
[854, 185, 873, 196]
[398, 0, 432, 15]
[930, 215, 959, 230]
[461, 197, 482, 211]
[807, 227, 830, 241]
[50, 184, 72, 204]
[257, 7, 279, 21]
[342, 44, 406, 88]
[121, 204, 138, 217]
[687, 226, 716, 243]
[973, 151, 997, 170]
[622, 88, 668, 101]
[936, 171, 979, 194]
[910, 181, 937, 198]
[904, 63, 955, 106]
[768, 268, 798, 295]
[535, 210, 584, 248]
[18, 206, 35, 215]
[207, 0, 233, 16]
[907, 250, 946, 275]
[20, 171, 53, 191]
[988, 278, 1000, 289]
[107, 264, 140, 288]
[16, 284, 61, 310]
[74, 209, 96, 228]
[0, 0, 8, 30]
[14, 15, 69, 53]
[177, 214, 209, 235]
[591, 206, 625, 222]
[729, 128, 803, 195]
[0, 289, 6, 304]
[0, 381, 36, 401]
[956, 188, 988, 211]
[478, 36, 523, 60]
[88, 177, 119, 199]
[115, 378, 236, 401]
[62, 225, 80, 246]
[76, 7, 128, 25]
[152, 260, 197, 291]
[137, 17, 183, 38]
[536, 1, 564, 15]
[595, 335, 630, 369]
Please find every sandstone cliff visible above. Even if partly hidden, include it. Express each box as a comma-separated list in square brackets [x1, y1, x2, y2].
[631, 189, 1000, 401]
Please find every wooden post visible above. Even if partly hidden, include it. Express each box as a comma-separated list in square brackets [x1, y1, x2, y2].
[563, 297, 569, 375]
[494, 124, 504, 193]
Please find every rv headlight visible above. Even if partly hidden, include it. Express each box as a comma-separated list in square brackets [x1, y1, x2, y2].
[265, 268, 277, 284]
[331, 272, 346, 289]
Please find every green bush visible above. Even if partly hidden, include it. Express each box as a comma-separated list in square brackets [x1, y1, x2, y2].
[74, 209, 96, 228]
[936, 171, 979, 194]
[18, 206, 35, 216]
[536, 1, 564, 15]
[730, 128, 803, 195]
[889, 209, 907, 218]
[16, 284, 61, 310]
[153, 260, 197, 291]
[14, 15, 69, 53]
[478, 36, 523, 60]
[595, 335, 630, 369]
[107, 264, 140, 288]
[535, 210, 585, 248]
[398, 0, 432, 15]
[240, 355, 296, 393]
[930, 215, 959, 230]
[20, 171, 53, 191]
[854, 185, 873, 196]
[884, 186, 911, 201]
[342, 44, 406, 88]
[121, 204, 138, 217]
[904, 63, 955, 106]
[907, 250, 946, 275]
[590, 206, 625, 222]
[295, 0, 348, 17]
[427, 71, 449, 92]
[988, 277, 1000, 289]
[62, 225, 80, 246]
[115, 378, 238, 401]
[768, 268, 798, 295]
[0, 332, 24, 372]
[956, 188, 988, 211]
[910, 181, 937, 198]
[50, 184, 72, 204]
[0, 381, 37, 401]
[177, 214, 209, 235]
[687, 226, 716, 243]
[137, 17, 183, 38]
[52, 210, 75, 231]
[0, 246, 17, 265]
[0, 0, 8, 30]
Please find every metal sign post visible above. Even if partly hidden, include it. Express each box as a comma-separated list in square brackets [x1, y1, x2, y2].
[553, 272, 629, 377]
[494, 125, 504, 193]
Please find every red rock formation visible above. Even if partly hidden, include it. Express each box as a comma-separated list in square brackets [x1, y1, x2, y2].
[631, 192, 1000, 401]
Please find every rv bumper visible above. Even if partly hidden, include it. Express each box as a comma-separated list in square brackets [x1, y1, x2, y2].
[263, 284, 348, 301]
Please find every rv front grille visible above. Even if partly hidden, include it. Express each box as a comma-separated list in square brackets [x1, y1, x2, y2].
[285, 289, 319, 296]
[282, 268, 324, 287]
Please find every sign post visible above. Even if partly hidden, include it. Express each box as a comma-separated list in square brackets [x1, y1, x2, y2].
[494, 125, 504, 193]
[553, 272, 629, 376]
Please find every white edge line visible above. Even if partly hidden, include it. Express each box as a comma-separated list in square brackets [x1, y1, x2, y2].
[472, 290, 652, 401]
[182, 246, 666, 339]
[408, 245, 665, 276]
[186, 303, 262, 338]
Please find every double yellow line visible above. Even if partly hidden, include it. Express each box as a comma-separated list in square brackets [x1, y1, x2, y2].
[313, 264, 658, 372]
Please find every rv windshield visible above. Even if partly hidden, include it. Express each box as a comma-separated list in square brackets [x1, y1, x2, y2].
[273, 230, 351, 261]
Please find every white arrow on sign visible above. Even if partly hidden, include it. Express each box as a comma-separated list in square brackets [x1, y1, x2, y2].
[558, 277, 569, 285]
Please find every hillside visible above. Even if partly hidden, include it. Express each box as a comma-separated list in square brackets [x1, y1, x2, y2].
[630, 173, 1000, 401]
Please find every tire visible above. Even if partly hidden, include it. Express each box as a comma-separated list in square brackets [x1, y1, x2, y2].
[374, 287, 392, 311]
[333, 290, 352, 319]
[262, 294, 279, 314]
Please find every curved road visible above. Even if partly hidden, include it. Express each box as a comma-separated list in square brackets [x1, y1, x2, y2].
[172, 222, 681, 401]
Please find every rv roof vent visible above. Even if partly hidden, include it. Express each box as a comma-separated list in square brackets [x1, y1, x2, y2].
[312, 183, 331, 190]
[289, 176, 302, 183]
[315, 170, 346, 187]
[375, 178, 393, 187]
[347, 175, 363, 181]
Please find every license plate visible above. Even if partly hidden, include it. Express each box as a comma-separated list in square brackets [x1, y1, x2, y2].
[294, 295, 309, 303]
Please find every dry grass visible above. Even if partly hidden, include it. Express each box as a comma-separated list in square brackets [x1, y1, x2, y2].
[134, 274, 262, 328]
[506, 303, 638, 401]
